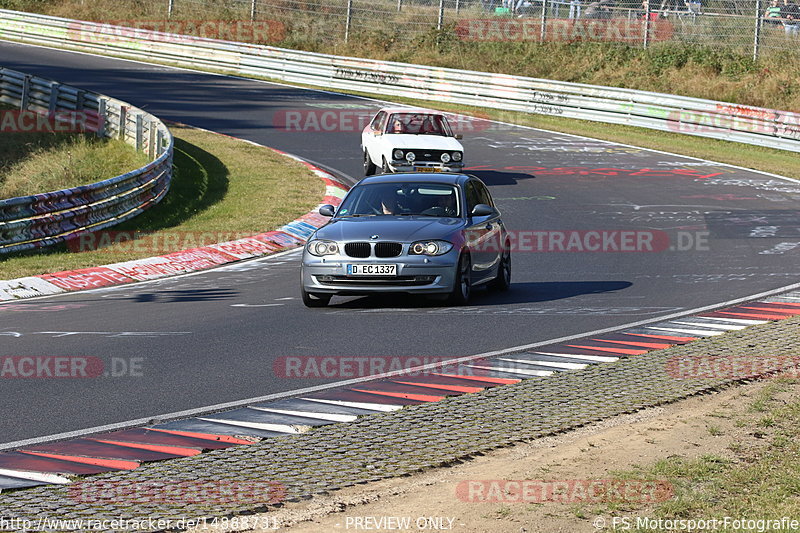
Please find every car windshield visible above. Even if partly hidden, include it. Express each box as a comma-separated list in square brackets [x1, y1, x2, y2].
[385, 113, 451, 136]
[337, 183, 460, 217]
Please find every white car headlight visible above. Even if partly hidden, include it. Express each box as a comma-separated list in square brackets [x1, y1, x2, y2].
[307, 240, 339, 256]
[393, 149, 404, 160]
[440, 153, 451, 163]
[409, 240, 453, 256]
[452, 151, 462, 162]
[405, 151, 416, 162]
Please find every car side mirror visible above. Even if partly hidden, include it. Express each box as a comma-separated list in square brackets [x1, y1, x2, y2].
[471, 204, 494, 217]
[319, 204, 336, 217]
[454, 134, 463, 140]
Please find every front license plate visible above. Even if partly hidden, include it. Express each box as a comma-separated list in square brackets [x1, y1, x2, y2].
[414, 167, 441, 172]
[347, 264, 397, 276]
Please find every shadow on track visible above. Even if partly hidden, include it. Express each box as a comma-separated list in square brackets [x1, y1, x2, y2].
[327, 280, 632, 309]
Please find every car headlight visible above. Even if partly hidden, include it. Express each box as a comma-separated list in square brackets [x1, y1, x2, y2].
[307, 240, 339, 256]
[440, 153, 451, 163]
[393, 149, 404, 160]
[405, 151, 416, 162]
[409, 240, 453, 256]
[452, 151, 462, 162]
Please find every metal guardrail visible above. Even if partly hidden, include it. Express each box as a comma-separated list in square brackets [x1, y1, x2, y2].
[1, 9, 798, 161]
[0, 65, 173, 254]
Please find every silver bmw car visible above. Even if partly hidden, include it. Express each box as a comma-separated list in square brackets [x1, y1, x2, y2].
[301, 173, 511, 307]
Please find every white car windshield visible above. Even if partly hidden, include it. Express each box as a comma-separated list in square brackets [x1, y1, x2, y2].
[337, 183, 460, 217]
[385, 113, 452, 136]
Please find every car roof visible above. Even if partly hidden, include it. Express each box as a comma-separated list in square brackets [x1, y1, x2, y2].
[378, 107, 446, 116]
[357, 173, 471, 186]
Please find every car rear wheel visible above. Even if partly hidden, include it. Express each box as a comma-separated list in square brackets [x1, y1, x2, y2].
[363, 150, 376, 176]
[302, 289, 332, 308]
[489, 244, 511, 291]
[447, 252, 471, 306]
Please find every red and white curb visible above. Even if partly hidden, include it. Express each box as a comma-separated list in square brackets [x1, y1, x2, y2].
[0, 141, 349, 301]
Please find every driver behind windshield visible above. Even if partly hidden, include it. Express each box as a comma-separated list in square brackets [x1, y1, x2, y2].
[420, 192, 456, 216]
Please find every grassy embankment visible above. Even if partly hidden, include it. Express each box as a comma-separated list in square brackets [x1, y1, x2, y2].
[568, 378, 800, 528]
[0, 104, 147, 199]
[0, 123, 323, 280]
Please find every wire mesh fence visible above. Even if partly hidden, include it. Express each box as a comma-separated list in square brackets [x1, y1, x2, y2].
[71, 0, 800, 59]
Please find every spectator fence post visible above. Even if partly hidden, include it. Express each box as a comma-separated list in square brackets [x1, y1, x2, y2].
[540, 0, 549, 42]
[753, 0, 763, 60]
[345, 0, 353, 42]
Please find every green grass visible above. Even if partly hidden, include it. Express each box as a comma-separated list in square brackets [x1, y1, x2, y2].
[585, 381, 800, 529]
[0, 124, 324, 279]
[0, 131, 149, 199]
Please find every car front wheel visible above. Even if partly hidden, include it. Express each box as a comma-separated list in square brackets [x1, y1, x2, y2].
[364, 150, 376, 176]
[447, 252, 471, 306]
[302, 288, 332, 308]
[381, 157, 392, 174]
[489, 244, 511, 291]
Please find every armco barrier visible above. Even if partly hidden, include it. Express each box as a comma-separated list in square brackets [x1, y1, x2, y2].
[1, 10, 799, 153]
[0, 65, 173, 254]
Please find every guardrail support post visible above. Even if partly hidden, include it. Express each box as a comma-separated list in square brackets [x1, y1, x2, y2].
[148, 120, 157, 159]
[250, 0, 257, 21]
[345, 0, 353, 42]
[438, 0, 445, 30]
[157, 129, 164, 156]
[98, 99, 107, 138]
[168, 0, 174, 18]
[21, 75, 30, 110]
[135, 114, 144, 152]
[753, 0, 763, 61]
[119, 106, 128, 141]
[540, 0, 548, 43]
[48, 82, 60, 114]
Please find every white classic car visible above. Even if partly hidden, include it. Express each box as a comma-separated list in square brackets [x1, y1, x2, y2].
[361, 107, 465, 175]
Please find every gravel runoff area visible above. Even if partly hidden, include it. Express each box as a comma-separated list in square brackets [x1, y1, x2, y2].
[1, 303, 799, 532]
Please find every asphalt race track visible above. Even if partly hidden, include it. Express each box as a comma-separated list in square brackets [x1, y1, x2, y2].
[2, 41, 800, 445]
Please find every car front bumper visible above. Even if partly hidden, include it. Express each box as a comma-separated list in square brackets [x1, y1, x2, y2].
[302, 251, 459, 295]
[388, 161, 464, 173]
